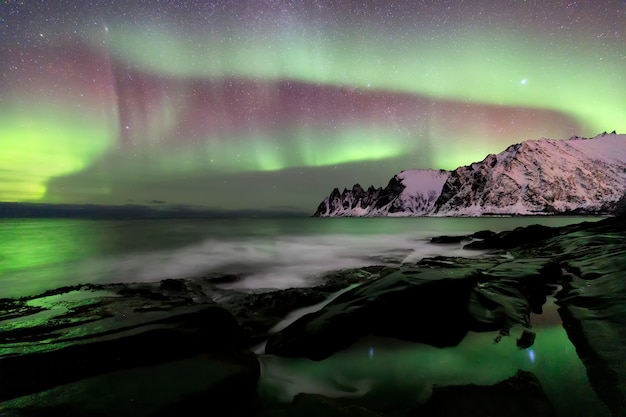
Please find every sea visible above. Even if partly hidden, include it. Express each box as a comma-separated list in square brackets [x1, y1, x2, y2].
[0, 216, 602, 299]
[0, 216, 610, 416]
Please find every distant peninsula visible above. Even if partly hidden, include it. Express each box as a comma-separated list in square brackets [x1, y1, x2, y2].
[0, 202, 305, 219]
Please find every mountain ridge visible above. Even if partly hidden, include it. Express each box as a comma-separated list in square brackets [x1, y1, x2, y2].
[313, 132, 626, 217]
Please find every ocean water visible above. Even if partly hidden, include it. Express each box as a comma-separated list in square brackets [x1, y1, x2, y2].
[0, 216, 610, 416]
[0, 216, 601, 298]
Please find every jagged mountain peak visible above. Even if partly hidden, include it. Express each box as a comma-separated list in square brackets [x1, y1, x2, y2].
[314, 133, 626, 217]
[352, 183, 364, 193]
[313, 169, 450, 217]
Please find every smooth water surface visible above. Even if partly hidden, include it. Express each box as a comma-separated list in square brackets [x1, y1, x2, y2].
[260, 314, 609, 416]
[0, 217, 602, 298]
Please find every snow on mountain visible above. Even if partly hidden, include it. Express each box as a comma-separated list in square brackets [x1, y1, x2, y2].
[313, 133, 626, 217]
[313, 170, 450, 217]
[434, 133, 626, 215]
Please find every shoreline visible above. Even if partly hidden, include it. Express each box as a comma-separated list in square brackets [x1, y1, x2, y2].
[0, 215, 624, 416]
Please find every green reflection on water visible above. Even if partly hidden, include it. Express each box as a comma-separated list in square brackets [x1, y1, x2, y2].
[0, 220, 103, 296]
[260, 324, 609, 416]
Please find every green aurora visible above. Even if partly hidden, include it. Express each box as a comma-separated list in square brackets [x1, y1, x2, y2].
[0, 1, 623, 210]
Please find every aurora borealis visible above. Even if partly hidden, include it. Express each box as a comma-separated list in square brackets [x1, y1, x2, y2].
[1, 1, 624, 212]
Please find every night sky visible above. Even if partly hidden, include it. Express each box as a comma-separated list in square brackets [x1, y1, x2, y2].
[1, 1, 624, 213]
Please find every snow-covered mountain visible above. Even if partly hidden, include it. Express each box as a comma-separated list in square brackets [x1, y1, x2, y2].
[313, 133, 626, 217]
[313, 170, 450, 217]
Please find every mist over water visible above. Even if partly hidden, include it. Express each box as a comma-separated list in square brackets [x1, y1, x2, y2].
[0, 216, 610, 416]
[0, 217, 601, 298]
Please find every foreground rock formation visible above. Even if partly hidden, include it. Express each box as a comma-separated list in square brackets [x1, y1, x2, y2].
[1, 214, 624, 416]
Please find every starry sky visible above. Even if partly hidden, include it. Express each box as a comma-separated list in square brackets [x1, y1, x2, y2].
[1, 1, 624, 213]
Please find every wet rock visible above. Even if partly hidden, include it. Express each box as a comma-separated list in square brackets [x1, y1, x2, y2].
[511, 214, 626, 416]
[550, 228, 626, 415]
[266, 256, 563, 360]
[467, 259, 562, 332]
[516, 329, 536, 349]
[1, 351, 260, 417]
[0, 282, 261, 417]
[159, 278, 187, 292]
[464, 224, 560, 250]
[430, 235, 465, 244]
[219, 266, 389, 344]
[266, 267, 478, 360]
[415, 370, 556, 417]
[0, 280, 262, 417]
[0, 303, 247, 402]
[204, 273, 244, 285]
[315, 265, 393, 293]
[468, 280, 531, 332]
[2, 214, 625, 416]
[430, 230, 495, 244]
[472, 229, 497, 240]
[222, 287, 331, 343]
[266, 393, 383, 417]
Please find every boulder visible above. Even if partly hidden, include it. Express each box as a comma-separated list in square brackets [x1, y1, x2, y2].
[464, 224, 560, 250]
[266, 393, 382, 417]
[551, 224, 626, 416]
[1, 351, 260, 417]
[415, 370, 556, 417]
[265, 267, 478, 360]
[265, 255, 564, 360]
[0, 286, 261, 417]
[0, 304, 247, 401]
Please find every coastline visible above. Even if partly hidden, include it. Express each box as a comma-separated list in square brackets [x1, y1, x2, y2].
[0, 214, 624, 416]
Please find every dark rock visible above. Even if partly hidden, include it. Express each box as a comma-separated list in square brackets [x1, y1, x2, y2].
[266, 393, 382, 417]
[551, 233, 626, 415]
[159, 278, 186, 292]
[266, 255, 565, 360]
[204, 273, 244, 285]
[501, 214, 626, 416]
[428, 229, 496, 246]
[471, 229, 497, 240]
[430, 235, 466, 244]
[464, 224, 560, 250]
[266, 268, 478, 360]
[465, 259, 561, 333]
[3, 214, 626, 416]
[468, 279, 531, 332]
[614, 191, 626, 216]
[516, 329, 536, 349]
[223, 287, 331, 342]
[0, 283, 261, 417]
[375, 175, 405, 210]
[315, 265, 393, 293]
[0, 299, 246, 402]
[414, 370, 556, 417]
[2, 351, 261, 417]
[221, 266, 387, 344]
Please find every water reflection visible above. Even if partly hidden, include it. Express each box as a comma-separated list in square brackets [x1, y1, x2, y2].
[260, 323, 609, 416]
[0, 220, 104, 296]
[0, 217, 601, 298]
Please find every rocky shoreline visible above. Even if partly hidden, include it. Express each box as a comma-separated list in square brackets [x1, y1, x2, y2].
[1, 214, 624, 416]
